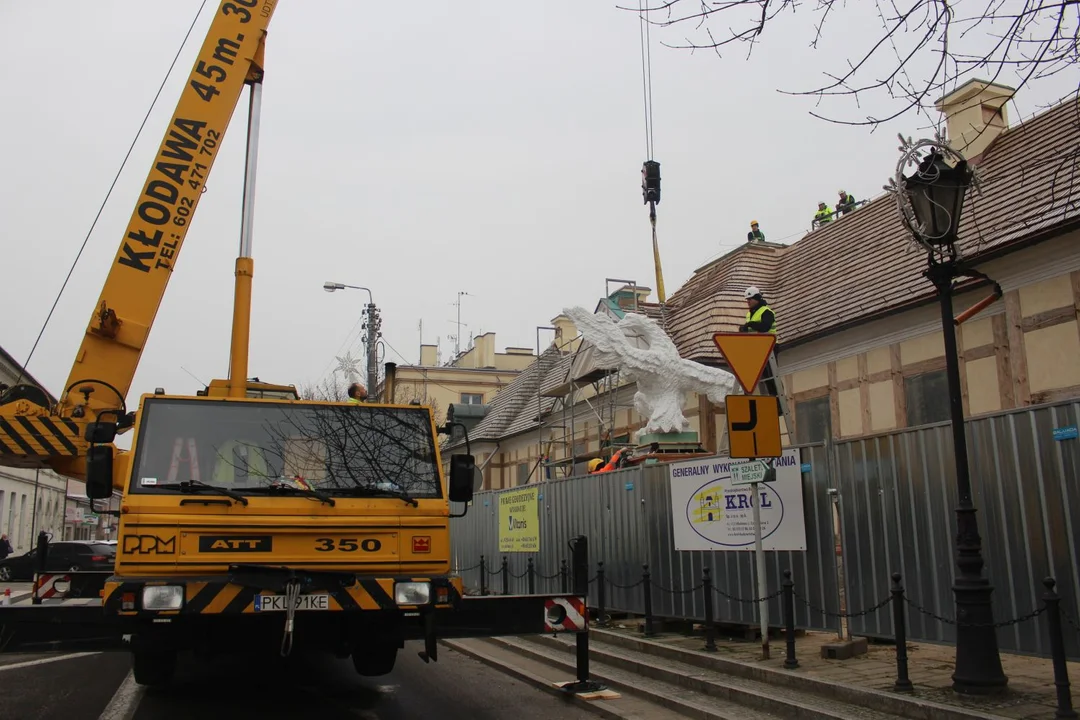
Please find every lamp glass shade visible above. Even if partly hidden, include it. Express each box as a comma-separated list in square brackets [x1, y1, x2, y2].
[903, 149, 970, 246]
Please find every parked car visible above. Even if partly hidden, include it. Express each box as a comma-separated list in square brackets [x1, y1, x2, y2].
[0, 541, 116, 582]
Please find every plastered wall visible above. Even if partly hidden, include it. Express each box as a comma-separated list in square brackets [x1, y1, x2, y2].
[779, 269, 1080, 439]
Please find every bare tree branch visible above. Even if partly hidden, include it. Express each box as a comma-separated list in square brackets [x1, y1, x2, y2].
[621, 0, 1080, 131]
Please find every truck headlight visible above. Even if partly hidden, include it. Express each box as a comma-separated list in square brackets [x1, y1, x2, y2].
[142, 585, 184, 610]
[394, 582, 431, 605]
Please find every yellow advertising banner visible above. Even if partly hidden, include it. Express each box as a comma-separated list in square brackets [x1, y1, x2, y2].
[498, 487, 540, 553]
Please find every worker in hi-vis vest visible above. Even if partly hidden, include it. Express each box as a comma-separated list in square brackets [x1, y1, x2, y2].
[738, 286, 776, 334]
[738, 286, 780, 407]
[212, 440, 272, 486]
[347, 382, 367, 403]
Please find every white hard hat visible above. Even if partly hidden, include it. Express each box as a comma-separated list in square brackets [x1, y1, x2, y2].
[744, 286, 761, 299]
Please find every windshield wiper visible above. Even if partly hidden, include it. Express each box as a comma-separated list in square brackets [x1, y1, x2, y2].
[149, 480, 249, 506]
[250, 482, 336, 507]
[326, 486, 419, 507]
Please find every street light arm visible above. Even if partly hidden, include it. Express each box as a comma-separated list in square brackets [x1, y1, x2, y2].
[322, 281, 373, 305]
[952, 267, 1004, 326]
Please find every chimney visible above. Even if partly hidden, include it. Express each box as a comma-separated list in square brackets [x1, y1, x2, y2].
[935, 79, 1015, 160]
[419, 344, 438, 366]
[474, 333, 496, 368]
[551, 314, 579, 351]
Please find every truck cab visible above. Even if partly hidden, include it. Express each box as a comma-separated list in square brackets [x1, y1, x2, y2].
[85, 391, 474, 685]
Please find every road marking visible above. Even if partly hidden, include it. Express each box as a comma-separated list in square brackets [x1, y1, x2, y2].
[0, 651, 100, 672]
[98, 670, 145, 720]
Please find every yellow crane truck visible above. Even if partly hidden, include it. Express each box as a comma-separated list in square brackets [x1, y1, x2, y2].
[0, 0, 589, 687]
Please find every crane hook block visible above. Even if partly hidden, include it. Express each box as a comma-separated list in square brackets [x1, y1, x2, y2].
[641, 160, 661, 205]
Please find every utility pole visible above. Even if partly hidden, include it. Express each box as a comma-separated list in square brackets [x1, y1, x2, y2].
[363, 303, 382, 399]
[454, 291, 471, 358]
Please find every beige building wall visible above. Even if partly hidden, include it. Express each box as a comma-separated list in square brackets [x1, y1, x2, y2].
[775, 233, 1080, 440]
[397, 333, 533, 427]
[394, 366, 518, 426]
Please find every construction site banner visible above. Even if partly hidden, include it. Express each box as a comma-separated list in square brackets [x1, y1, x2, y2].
[669, 448, 807, 552]
[498, 487, 540, 553]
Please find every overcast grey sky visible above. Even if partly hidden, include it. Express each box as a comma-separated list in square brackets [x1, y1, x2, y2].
[2, 1, 1074, 406]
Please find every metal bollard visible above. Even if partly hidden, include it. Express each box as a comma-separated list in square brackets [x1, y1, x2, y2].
[1042, 577, 1077, 718]
[32, 530, 49, 605]
[892, 572, 913, 692]
[642, 564, 654, 637]
[702, 567, 717, 652]
[527, 558, 536, 595]
[501, 557, 509, 595]
[480, 555, 487, 596]
[782, 569, 798, 669]
[560, 559, 568, 594]
[597, 562, 607, 626]
[561, 535, 604, 694]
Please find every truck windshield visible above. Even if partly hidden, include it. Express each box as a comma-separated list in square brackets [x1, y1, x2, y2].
[127, 398, 442, 499]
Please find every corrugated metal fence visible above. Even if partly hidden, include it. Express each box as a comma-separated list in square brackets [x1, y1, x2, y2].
[450, 399, 1080, 660]
[834, 400, 1080, 660]
[451, 443, 843, 635]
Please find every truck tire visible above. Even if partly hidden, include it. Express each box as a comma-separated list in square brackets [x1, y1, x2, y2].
[132, 648, 177, 686]
[351, 647, 397, 677]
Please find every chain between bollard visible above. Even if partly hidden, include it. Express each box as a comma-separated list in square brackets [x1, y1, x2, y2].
[606, 576, 645, 590]
[902, 596, 1046, 628]
[714, 585, 783, 604]
[650, 580, 705, 595]
[454, 562, 482, 573]
[794, 589, 892, 619]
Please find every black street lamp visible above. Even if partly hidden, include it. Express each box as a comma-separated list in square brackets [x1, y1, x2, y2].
[894, 139, 1008, 695]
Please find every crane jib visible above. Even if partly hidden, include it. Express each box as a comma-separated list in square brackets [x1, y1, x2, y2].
[110, 1, 275, 280]
[117, 118, 209, 274]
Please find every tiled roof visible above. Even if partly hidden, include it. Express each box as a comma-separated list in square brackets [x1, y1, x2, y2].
[660, 96, 1080, 358]
[662, 243, 783, 363]
[773, 97, 1080, 347]
[463, 346, 571, 443]
[638, 302, 666, 323]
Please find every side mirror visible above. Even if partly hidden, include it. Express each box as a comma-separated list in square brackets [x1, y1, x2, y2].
[448, 454, 475, 504]
[84, 421, 118, 444]
[86, 445, 114, 500]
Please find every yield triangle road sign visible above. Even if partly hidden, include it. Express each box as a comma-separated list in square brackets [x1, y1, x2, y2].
[712, 332, 777, 394]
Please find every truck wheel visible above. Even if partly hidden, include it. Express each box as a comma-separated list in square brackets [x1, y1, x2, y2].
[351, 647, 397, 677]
[132, 648, 177, 686]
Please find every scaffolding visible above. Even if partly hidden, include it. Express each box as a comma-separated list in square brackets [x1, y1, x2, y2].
[532, 279, 646, 481]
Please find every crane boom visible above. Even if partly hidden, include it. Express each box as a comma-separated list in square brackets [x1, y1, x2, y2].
[0, 0, 278, 474]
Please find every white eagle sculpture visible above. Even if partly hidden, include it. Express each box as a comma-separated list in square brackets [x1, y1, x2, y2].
[562, 307, 736, 435]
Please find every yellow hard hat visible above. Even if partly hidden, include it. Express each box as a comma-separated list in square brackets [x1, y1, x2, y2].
[587, 458, 603, 472]
[750, 220, 759, 226]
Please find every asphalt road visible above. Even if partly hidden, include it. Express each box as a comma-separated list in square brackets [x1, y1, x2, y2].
[0, 644, 599, 720]
[0, 652, 132, 720]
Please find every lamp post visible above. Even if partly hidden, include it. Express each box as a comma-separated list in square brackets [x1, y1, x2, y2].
[891, 137, 1007, 694]
[324, 282, 381, 399]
